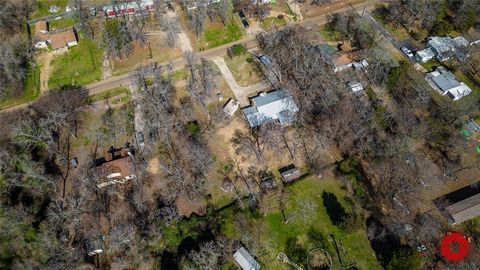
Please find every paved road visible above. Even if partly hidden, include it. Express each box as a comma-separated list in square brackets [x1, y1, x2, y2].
[364, 11, 416, 63]
[2, 1, 376, 113]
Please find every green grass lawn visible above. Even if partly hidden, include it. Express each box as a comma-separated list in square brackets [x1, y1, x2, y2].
[455, 70, 480, 93]
[224, 53, 263, 86]
[200, 21, 244, 49]
[260, 16, 288, 30]
[48, 37, 102, 89]
[420, 60, 441, 72]
[256, 178, 381, 270]
[158, 177, 381, 269]
[48, 16, 77, 30]
[90, 87, 129, 103]
[34, 0, 69, 18]
[319, 24, 340, 42]
[0, 63, 40, 109]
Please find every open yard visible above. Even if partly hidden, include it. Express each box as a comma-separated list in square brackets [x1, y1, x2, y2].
[160, 177, 381, 269]
[223, 53, 264, 86]
[33, 0, 69, 18]
[48, 37, 103, 89]
[111, 37, 182, 75]
[260, 16, 288, 30]
[199, 21, 244, 50]
[90, 86, 130, 103]
[48, 16, 77, 30]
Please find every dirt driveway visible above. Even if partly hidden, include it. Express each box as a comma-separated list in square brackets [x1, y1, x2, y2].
[212, 57, 270, 105]
[36, 51, 54, 93]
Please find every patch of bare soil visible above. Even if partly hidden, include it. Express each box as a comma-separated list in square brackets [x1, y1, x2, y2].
[37, 51, 54, 92]
[176, 192, 206, 217]
[300, 0, 366, 18]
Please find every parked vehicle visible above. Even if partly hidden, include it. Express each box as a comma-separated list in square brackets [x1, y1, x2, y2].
[258, 55, 272, 66]
[137, 132, 145, 146]
[401, 47, 414, 58]
[239, 10, 249, 28]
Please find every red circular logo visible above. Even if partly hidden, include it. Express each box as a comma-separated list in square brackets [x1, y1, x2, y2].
[440, 232, 469, 262]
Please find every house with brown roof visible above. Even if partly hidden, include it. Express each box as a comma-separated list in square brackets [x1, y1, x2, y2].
[95, 146, 136, 188]
[433, 181, 480, 224]
[33, 20, 78, 51]
[48, 29, 78, 51]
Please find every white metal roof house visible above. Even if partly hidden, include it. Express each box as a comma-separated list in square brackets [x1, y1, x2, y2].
[415, 48, 436, 63]
[425, 66, 472, 101]
[348, 81, 364, 93]
[241, 90, 298, 128]
[233, 247, 261, 270]
[425, 36, 469, 62]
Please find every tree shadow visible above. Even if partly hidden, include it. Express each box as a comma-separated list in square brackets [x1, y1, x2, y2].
[321, 191, 347, 226]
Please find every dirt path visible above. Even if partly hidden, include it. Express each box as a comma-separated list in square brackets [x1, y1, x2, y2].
[212, 57, 270, 105]
[37, 51, 54, 93]
[287, 0, 304, 20]
[102, 52, 112, 80]
[166, 9, 192, 52]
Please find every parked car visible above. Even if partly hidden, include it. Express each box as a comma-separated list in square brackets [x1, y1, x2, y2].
[137, 132, 145, 146]
[258, 55, 272, 66]
[239, 10, 249, 28]
[401, 47, 414, 58]
[71, 157, 78, 169]
[239, 10, 246, 19]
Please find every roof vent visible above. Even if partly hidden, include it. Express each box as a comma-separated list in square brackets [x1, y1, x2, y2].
[259, 91, 267, 97]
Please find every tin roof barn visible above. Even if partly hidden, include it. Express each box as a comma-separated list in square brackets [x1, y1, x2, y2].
[233, 247, 261, 270]
[241, 90, 298, 128]
[425, 66, 472, 100]
[279, 164, 302, 183]
[433, 181, 480, 224]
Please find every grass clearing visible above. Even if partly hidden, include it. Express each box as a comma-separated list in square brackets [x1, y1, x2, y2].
[454, 70, 480, 93]
[254, 177, 381, 270]
[159, 177, 381, 269]
[48, 17, 77, 30]
[34, 0, 69, 18]
[0, 63, 40, 109]
[200, 21, 244, 49]
[420, 60, 441, 72]
[48, 37, 102, 88]
[223, 53, 264, 86]
[319, 24, 340, 42]
[260, 16, 288, 30]
[90, 87, 130, 103]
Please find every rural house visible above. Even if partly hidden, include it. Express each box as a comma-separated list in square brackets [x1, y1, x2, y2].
[241, 90, 298, 128]
[233, 247, 261, 270]
[433, 181, 480, 224]
[425, 66, 472, 100]
[415, 36, 469, 62]
[95, 146, 136, 188]
[33, 20, 78, 51]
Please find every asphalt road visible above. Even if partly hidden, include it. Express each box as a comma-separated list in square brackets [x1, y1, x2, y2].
[2, 1, 377, 113]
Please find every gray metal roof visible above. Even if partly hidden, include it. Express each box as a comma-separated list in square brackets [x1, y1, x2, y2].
[241, 90, 298, 128]
[234, 247, 261, 270]
[428, 67, 460, 92]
